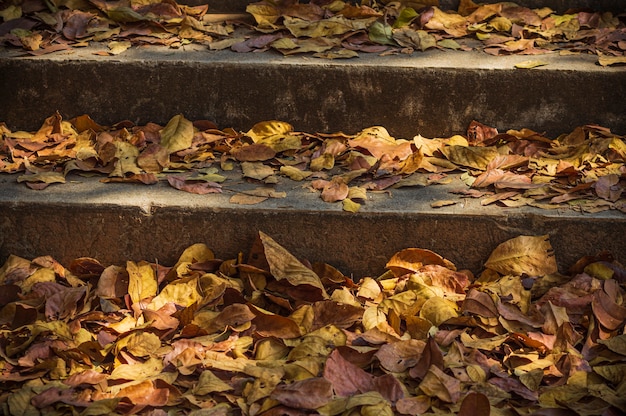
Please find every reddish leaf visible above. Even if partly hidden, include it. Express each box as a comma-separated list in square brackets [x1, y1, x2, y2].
[167, 175, 222, 194]
[324, 348, 374, 397]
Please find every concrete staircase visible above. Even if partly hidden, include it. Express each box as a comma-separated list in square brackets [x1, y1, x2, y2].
[0, 0, 625, 277]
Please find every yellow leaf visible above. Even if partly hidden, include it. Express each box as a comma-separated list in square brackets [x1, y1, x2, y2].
[485, 235, 558, 276]
[107, 40, 131, 55]
[598, 54, 626, 67]
[160, 114, 194, 153]
[431, 199, 457, 208]
[241, 161, 275, 180]
[116, 332, 161, 357]
[110, 357, 163, 380]
[111, 141, 142, 177]
[379, 290, 420, 315]
[230, 188, 287, 205]
[255, 338, 290, 361]
[193, 370, 234, 395]
[7, 386, 38, 416]
[441, 145, 499, 170]
[460, 332, 508, 350]
[272, 37, 340, 55]
[310, 153, 335, 171]
[284, 15, 374, 38]
[259, 232, 328, 298]
[18, 267, 56, 293]
[177, 243, 214, 265]
[357, 277, 382, 301]
[342, 198, 361, 212]
[419, 296, 459, 325]
[246, 3, 281, 28]
[514, 60, 548, 69]
[348, 126, 413, 160]
[386, 248, 456, 276]
[538, 384, 588, 408]
[247, 121, 293, 142]
[17, 172, 66, 185]
[280, 165, 312, 181]
[148, 277, 202, 310]
[362, 306, 388, 331]
[127, 260, 157, 304]
[0, 5, 21, 21]
[313, 48, 359, 59]
[0, 255, 31, 285]
[424, 7, 468, 37]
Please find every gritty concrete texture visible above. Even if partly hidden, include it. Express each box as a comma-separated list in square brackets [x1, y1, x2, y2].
[0, 172, 624, 278]
[1, 44, 625, 138]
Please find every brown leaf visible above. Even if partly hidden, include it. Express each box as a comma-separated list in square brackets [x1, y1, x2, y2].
[250, 305, 302, 339]
[311, 300, 363, 330]
[167, 175, 222, 194]
[396, 395, 431, 415]
[324, 348, 374, 397]
[116, 380, 169, 406]
[386, 248, 456, 277]
[137, 143, 169, 173]
[418, 365, 461, 403]
[462, 289, 499, 318]
[459, 392, 491, 416]
[321, 177, 349, 203]
[271, 377, 333, 409]
[44, 286, 87, 320]
[375, 339, 426, 372]
[259, 231, 328, 298]
[232, 143, 277, 162]
[63, 370, 108, 387]
[207, 303, 255, 332]
[409, 336, 444, 380]
[592, 283, 626, 331]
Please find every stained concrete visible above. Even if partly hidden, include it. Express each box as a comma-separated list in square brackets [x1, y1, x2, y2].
[0, 172, 623, 278]
[1, 44, 625, 138]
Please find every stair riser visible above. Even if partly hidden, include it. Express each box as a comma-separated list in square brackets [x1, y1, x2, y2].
[1, 202, 624, 277]
[2, 57, 625, 137]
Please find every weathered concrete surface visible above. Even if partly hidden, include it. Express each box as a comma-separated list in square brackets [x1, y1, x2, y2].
[1, 44, 625, 138]
[1, 173, 623, 278]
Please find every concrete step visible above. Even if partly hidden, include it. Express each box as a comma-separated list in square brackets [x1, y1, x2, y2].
[1, 45, 625, 138]
[1, 170, 624, 279]
[0, 1, 624, 277]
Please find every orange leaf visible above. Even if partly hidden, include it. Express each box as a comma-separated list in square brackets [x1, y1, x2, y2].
[386, 248, 456, 277]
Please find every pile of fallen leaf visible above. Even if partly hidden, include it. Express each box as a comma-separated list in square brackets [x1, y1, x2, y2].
[0, 232, 625, 415]
[0, 0, 625, 65]
[1, 113, 625, 213]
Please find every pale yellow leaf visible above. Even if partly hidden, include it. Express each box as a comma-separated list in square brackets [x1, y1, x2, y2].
[127, 260, 157, 304]
[160, 114, 194, 153]
[485, 235, 558, 276]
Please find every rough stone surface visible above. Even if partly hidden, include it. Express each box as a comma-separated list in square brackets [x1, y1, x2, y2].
[1, 174, 623, 278]
[1, 45, 625, 138]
